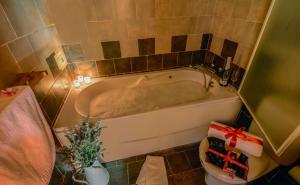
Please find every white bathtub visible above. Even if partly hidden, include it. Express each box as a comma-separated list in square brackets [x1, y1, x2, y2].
[55, 68, 242, 162]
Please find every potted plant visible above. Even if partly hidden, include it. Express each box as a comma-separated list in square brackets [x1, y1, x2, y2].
[63, 118, 109, 185]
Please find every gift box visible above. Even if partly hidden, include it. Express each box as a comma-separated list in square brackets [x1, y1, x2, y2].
[206, 137, 249, 180]
[208, 121, 263, 157]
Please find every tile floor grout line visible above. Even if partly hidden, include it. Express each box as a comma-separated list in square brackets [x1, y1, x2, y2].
[183, 150, 193, 169]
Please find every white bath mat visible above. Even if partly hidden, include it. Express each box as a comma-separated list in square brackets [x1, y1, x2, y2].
[136, 156, 169, 185]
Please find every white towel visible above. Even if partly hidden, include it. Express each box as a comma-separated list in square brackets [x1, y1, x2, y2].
[136, 156, 169, 185]
[0, 86, 56, 185]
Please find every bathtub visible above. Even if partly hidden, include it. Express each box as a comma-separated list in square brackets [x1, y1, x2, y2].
[56, 68, 242, 162]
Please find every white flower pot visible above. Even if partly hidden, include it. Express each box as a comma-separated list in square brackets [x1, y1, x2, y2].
[73, 160, 110, 185]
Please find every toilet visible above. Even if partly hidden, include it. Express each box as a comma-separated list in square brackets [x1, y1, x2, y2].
[199, 121, 279, 185]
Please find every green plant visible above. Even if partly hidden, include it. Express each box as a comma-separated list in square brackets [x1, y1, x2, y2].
[63, 118, 105, 172]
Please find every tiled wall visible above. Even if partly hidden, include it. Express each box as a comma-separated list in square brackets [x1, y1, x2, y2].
[47, 0, 271, 70]
[0, 0, 70, 126]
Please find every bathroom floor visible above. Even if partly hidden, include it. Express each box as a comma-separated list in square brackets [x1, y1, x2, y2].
[51, 141, 298, 185]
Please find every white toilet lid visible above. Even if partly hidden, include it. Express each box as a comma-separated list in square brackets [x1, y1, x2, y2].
[199, 137, 277, 184]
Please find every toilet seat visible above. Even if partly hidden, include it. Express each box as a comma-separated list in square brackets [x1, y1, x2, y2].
[199, 137, 278, 184]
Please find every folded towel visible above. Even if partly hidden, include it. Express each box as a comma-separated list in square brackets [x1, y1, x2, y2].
[136, 156, 169, 185]
[0, 86, 56, 185]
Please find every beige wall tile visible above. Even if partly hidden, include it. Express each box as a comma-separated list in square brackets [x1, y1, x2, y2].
[0, 45, 21, 89]
[136, 0, 155, 19]
[232, 20, 262, 47]
[0, 4, 16, 45]
[93, 0, 114, 21]
[190, 16, 212, 34]
[0, 0, 44, 36]
[126, 20, 147, 39]
[171, 0, 189, 17]
[210, 36, 224, 55]
[56, 22, 88, 43]
[155, 36, 171, 54]
[8, 36, 41, 72]
[213, 0, 235, 17]
[248, 0, 271, 22]
[234, 45, 253, 68]
[120, 39, 138, 57]
[87, 20, 128, 42]
[232, 0, 252, 19]
[115, 0, 136, 20]
[155, 0, 172, 18]
[81, 41, 103, 60]
[171, 17, 193, 35]
[146, 19, 172, 37]
[186, 34, 202, 51]
[210, 16, 234, 39]
[34, 0, 53, 25]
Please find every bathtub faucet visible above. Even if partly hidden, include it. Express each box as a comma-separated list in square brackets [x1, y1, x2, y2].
[189, 64, 215, 91]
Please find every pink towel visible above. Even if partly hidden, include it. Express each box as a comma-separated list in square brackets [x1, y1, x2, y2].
[0, 86, 56, 185]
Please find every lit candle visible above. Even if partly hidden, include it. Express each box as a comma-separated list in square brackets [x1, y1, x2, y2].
[77, 75, 84, 83]
[73, 80, 81, 88]
[84, 76, 92, 84]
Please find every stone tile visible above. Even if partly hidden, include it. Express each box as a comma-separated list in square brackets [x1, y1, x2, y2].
[52, 74, 68, 106]
[210, 36, 224, 56]
[213, 54, 226, 73]
[101, 41, 121, 59]
[248, 0, 271, 23]
[232, 0, 251, 19]
[221, 39, 238, 60]
[192, 50, 206, 65]
[184, 148, 202, 169]
[201, 33, 213, 50]
[76, 61, 98, 77]
[66, 63, 80, 80]
[93, 0, 114, 21]
[120, 39, 139, 58]
[166, 152, 191, 174]
[128, 160, 144, 185]
[131, 56, 147, 72]
[171, 17, 193, 36]
[171, 35, 187, 52]
[138, 38, 155, 56]
[168, 168, 206, 185]
[122, 156, 137, 164]
[107, 164, 129, 185]
[163, 53, 178, 69]
[204, 51, 215, 67]
[213, 0, 235, 17]
[96, 59, 116, 76]
[0, 0, 44, 36]
[148, 54, 162, 71]
[155, 36, 171, 54]
[114, 58, 131, 74]
[0, 6, 15, 45]
[62, 44, 84, 63]
[190, 16, 212, 34]
[178, 51, 192, 66]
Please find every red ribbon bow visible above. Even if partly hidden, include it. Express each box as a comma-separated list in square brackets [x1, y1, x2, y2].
[210, 123, 263, 148]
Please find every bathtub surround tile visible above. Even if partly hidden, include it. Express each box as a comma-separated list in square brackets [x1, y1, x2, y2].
[138, 38, 155, 56]
[221, 39, 238, 60]
[171, 35, 187, 52]
[213, 54, 226, 73]
[46, 52, 61, 78]
[229, 64, 245, 89]
[166, 152, 191, 174]
[66, 63, 80, 79]
[41, 90, 61, 124]
[76, 61, 98, 77]
[114, 57, 131, 74]
[178, 51, 192, 66]
[62, 44, 84, 63]
[163, 53, 178, 69]
[0, 7, 16, 45]
[204, 50, 215, 67]
[192, 50, 206, 65]
[131, 56, 147, 72]
[101, 41, 122, 59]
[148, 54, 163, 71]
[135, 0, 155, 19]
[96, 59, 116, 76]
[201, 33, 213, 50]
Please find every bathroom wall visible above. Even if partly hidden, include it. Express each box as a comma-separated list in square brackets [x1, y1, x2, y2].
[0, 0, 71, 125]
[46, 0, 271, 82]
